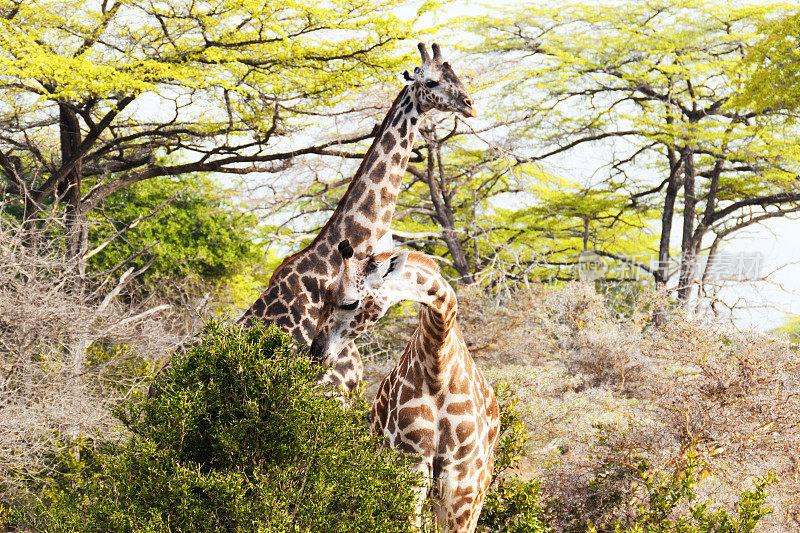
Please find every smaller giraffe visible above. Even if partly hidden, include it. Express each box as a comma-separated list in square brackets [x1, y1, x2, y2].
[310, 241, 500, 533]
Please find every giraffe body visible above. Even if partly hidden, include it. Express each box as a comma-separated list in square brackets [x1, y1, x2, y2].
[311, 244, 499, 532]
[238, 44, 476, 392]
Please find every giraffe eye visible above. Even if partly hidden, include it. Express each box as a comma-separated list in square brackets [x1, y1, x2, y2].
[424, 80, 439, 88]
[340, 300, 359, 311]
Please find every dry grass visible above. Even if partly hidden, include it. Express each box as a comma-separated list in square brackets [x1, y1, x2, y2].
[362, 281, 800, 531]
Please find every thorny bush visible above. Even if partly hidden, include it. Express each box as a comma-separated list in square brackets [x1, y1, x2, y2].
[363, 282, 799, 531]
[477, 390, 774, 532]
[0, 214, 183, 512]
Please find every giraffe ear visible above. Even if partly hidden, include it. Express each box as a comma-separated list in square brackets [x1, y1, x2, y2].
[366, 250, 409, 289]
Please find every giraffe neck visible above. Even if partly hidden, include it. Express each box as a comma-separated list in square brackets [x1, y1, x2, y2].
[309, 85, 421, 263]
[387, 259, 460, 377]
[242, 87, 424, 342]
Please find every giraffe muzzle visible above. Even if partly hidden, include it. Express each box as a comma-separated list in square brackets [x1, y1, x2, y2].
[460, 97, 477, 118]
[309, 335, 329, 366]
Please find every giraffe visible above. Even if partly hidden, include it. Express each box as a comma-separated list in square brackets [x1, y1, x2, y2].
[310, 240, 500, 533]
[236, 43, 477, 392]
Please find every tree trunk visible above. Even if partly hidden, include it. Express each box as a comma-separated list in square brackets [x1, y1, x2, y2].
[656, 149, 683, 286]
[58, 101, 87, 460]
[677, 149, 697, 303]
[652, 147, 684, 325]
[425, 142, 475, 284]
[58, 102, 87, 290]
[20, 196, 39, 250]
[698, 233, 723, 315]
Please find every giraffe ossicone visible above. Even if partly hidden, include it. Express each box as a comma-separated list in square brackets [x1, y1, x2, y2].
[311, 243, 500, 532]
[233, 43, 478, 393]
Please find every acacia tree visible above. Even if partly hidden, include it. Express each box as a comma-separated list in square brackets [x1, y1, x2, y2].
[473, 0, 800, 305]
[0, 0, 419, 457]
[0, 0, 413, 288]
[736, 10, 800, 115]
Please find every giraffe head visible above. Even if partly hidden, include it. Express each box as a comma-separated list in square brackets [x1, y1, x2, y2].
[403, 42, 477, 118]
[309, 240, 410, 367]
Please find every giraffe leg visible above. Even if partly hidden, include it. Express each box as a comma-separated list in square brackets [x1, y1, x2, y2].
[408, 459, 433, 532]
[435, 466, 488, 533]
[461, 481, 491, 533]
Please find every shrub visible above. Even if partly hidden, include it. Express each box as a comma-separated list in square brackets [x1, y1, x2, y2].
[0, 213, 181, 512]
[478, 384, 547, 533]
[87, 174, 264, 292]
[546, 426, 775, 533]
[452, 283, 798, 529]
[18, 322, 418, 533]
[477, 391, 774, 533]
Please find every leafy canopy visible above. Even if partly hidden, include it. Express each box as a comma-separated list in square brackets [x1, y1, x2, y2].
[88, 174, 263, 290]
[735, 11, 800, 115]
[0, 0, 421, 222]
[465, 0, 800, 273]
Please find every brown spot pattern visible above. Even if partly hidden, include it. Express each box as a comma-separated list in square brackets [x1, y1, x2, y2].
[361, 259, 499, 533]
[232, 76, 428, 394]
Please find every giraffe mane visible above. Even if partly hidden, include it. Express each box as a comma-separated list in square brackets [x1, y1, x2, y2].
[266, 88, 412, 284]
[373, 251, 440, 272]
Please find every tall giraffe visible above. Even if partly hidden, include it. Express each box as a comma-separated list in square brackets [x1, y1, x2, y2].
[310, 241, 500, 533]
[238, 43, 477, 392]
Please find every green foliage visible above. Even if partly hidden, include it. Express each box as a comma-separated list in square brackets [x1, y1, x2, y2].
[22, 322, 418, 533]
[0, 0, 420, 269]
[0, 0, 413, 118]
[502, 173, 657, 283]
[390, 144, 657, 286]
[88, 174, 264, 292]
[84, 342, 154, 393]
[490, 382, 532, 481]
[773, 316, 800, 344]
[588, 461, 775, 533]
[636, 471, 773, 533]
[480, 479, 547, 533]
[735, 11, 800, 115]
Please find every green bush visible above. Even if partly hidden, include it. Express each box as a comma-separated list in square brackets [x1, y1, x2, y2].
[480, 478, 547, 533]
[20, 322, 418, 533]
[88, 175, 263, 288]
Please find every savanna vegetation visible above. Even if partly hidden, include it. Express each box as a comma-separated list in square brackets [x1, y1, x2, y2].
[1, 0, 799, 531]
